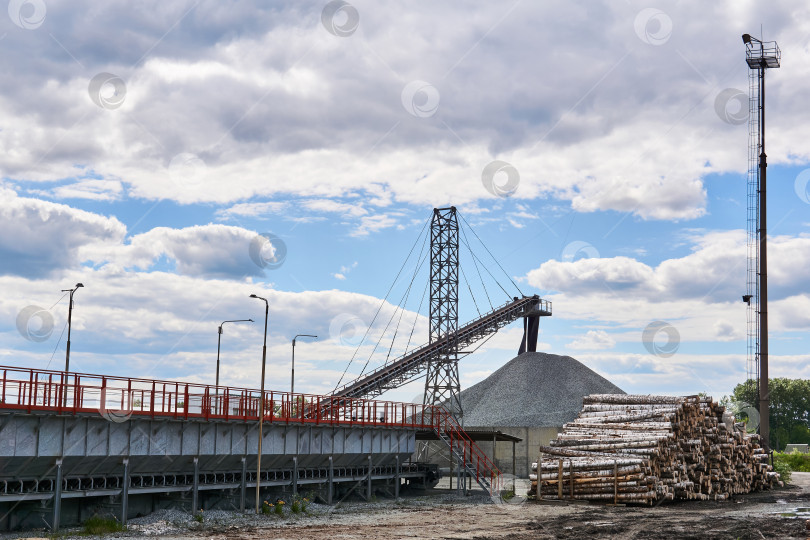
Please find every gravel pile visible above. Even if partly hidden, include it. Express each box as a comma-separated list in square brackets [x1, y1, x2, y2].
[460, 352, 624, 427]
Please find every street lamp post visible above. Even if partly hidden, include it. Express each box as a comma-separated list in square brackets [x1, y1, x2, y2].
[291, 334, 317, 396]
[61, 283, 83, 407]
[61, 283, 84, 374]
[216, 319, 253, 389]
[249, 294, 268, 514]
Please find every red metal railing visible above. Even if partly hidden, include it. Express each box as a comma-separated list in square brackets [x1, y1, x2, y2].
[439, 414, 502, 492]
[0, 366, 430, 426]
[0, 365, 501, 492]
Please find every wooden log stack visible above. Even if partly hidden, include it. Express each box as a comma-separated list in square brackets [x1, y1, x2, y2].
[527, 394, 782, 505]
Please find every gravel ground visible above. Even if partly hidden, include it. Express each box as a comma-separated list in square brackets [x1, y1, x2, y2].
[4, 476, 810, 539]
[460, 352, 625, 427]
[0, 491, 495, 540]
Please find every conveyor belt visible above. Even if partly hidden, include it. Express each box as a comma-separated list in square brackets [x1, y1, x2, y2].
[333, 295, 551, 399]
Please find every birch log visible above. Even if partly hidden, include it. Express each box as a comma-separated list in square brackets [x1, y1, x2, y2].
[526, 394, 782, 504]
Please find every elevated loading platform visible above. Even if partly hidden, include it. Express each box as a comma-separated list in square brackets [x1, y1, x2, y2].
[0, 365, 500, 531]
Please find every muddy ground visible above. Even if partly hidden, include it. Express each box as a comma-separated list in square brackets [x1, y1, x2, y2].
[149, 473, 810, 540]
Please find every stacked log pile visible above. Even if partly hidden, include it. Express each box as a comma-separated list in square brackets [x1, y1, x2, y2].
[528, 394, 782, 504]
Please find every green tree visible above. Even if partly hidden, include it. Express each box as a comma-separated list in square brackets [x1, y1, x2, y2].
[727, 378, 810, 451]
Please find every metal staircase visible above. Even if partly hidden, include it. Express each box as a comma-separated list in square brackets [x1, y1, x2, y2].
[422, 405, 502, 495]
[332, 295, 551, 400]
[440, 423, 499, 494]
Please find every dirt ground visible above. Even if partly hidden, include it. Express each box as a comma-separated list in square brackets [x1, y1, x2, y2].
[162, 473, 810, 540]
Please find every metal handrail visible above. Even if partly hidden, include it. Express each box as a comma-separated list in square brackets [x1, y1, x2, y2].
[439, 411, 502, 491]
[0, 366, 443, 429]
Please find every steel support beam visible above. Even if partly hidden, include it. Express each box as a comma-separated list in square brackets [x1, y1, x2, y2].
[757, 61, 770, 453]
[292, 456, 298, 496]
[366, 455, 372, 500]
[512, 441, 516, 493]
[52, 459, 63, 532]
[328, 456, 334, 505]
[423, 206, 462, 420]
[191, 457, 199, 514]
[239, 457, 246, 512]
[121, 458, 130, 526]
[394, 455, 400, 500]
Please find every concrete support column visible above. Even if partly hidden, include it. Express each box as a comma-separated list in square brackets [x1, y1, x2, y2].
[512, 441, 516, 493]
[239, 457, 247, 512]
[121, 459, 130, 526]
[449, 444, 453, 490]
[463, 466, 468, 495]
[191, 457, 199, 514]
[52, 459, 63, 533]
[327, 456, 334, 505]
[292, 456, 298, 496]
[366, 455, 372, 500]
[456, 457, 462, 495]
[394, 455, 400, 500]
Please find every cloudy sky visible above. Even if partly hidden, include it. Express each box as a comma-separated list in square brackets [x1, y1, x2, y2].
[1, 0, 809, 408]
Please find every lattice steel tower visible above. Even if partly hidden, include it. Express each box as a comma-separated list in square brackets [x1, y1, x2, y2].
[422, 207, 462, 420]
[743, 32, 780, 452]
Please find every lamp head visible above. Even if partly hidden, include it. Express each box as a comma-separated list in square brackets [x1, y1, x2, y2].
[249, 294, 258, 298]
[742, 33, 752, 44]
[75, 283, 84, 288]
[249, 318, 254, 322]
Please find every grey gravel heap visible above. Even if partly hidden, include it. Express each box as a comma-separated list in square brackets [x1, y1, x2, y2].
[460, 352, 625, 428]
